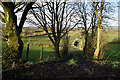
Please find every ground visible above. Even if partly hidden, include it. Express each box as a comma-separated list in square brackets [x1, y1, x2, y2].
[1, 29, 120, 80]
[2, 50, 120, 80]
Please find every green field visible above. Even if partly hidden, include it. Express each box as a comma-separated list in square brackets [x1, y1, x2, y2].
[2, 28, 120, 62]
[2, 29, 82, 62]
[102, 31, 120, 61]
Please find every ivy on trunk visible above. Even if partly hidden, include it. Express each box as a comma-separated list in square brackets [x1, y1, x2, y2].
[0, 1, 35, 67]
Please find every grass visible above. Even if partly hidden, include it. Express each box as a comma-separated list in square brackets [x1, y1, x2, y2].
[103, 31, 118, 42]
[102, 30, 119, 61]
[22, 35, 50, 45]
[92, 30, 120, 68]
[22, 44, 54, 62]
[66, 59, 77, 66]
[2, 35, 55, 62]
[93, 60, 120, 68]
[103, 44, 120, 61]
[1, 28, 120, 63]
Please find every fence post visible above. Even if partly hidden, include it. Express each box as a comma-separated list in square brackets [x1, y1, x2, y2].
[26, 43, 29, 62]
[40, 44, 43, 60]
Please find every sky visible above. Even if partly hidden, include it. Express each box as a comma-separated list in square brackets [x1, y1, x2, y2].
[0, 0, 119, 29]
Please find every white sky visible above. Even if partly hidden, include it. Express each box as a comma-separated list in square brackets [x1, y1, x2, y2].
[0, 1, 119, 28]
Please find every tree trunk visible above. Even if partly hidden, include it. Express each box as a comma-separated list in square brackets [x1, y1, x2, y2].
[93, 1, 104, 59]
[5, 24, 23, 65]
[54, 42, 61, 58]
[3, 6, 23, 65]
[93, 26, 102, 59]
[83, 37, 87, 54]
[62, 35, 69, 58]
[83, 31, 88, 55]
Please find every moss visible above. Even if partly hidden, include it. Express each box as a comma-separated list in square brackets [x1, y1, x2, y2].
[3, 24, 21, 67]
[2, 3, 23, 68]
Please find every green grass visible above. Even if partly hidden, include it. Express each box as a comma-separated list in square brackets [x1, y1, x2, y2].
[2, 34, 55, 62]
[1, 29, 120, 63]
[102, 30, 119, 61]
[22, 44, 54, 62]
[66, 59, 77, 66]
[22, 35, 50, 45]
[2, 30, 83, 62]
[102, 31, 118, 42]
[103, 44, 120, 61]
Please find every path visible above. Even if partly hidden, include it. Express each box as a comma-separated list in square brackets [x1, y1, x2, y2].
[2, 50, 120, 80]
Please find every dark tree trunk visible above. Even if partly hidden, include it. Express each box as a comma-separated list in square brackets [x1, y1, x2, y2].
[54, 42, 61, 58]
[83, 36, 88, 54]
[83, 31, 88, 55]
[62, 36, 69, 58]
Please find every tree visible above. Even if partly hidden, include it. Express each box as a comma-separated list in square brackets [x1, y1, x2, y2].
[91, 1, 116, 59]
[0, 1, 35, 66]
[74, 2, 97, 56]
[74, 1, 114, 58]
[91, 2, 97, 36]
[93, 0, 105, 59]
[29, 1, 80, 58]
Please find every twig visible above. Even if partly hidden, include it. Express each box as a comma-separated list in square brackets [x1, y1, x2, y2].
[106, 53, 113, 60]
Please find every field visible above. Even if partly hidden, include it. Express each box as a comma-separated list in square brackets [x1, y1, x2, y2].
[102, 30, 120, 61]
[1, 28, 120, 79]
[1, 28, 119, 63]
[2, 28, 83, 62]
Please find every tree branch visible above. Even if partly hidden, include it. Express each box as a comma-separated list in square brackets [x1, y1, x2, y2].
[15, 2, 27, 13]
[15, 0, 23, 6]
[18, 1, 35, 34]
[0, 11, 5, 22]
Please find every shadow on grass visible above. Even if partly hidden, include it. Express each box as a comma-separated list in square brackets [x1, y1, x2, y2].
[103, 38, 120, 61]
[22, 45, 54, 62]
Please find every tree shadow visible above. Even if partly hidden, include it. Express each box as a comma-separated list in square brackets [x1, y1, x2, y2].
[22, 45, 54, 62]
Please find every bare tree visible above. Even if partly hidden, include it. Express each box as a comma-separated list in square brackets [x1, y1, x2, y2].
[0, 0, 36, 66]
[93, 1, 105, 59]
[74, 2, 97, 55]
[29, 1, 80, 58]
[74, 1, 115, 58]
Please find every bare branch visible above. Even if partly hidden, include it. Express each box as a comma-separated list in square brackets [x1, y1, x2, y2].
[15, 2, 27, 13]
[15, 0, 23, 6]
[0, 11, 5, 22]
[19, 1, 36, 34]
